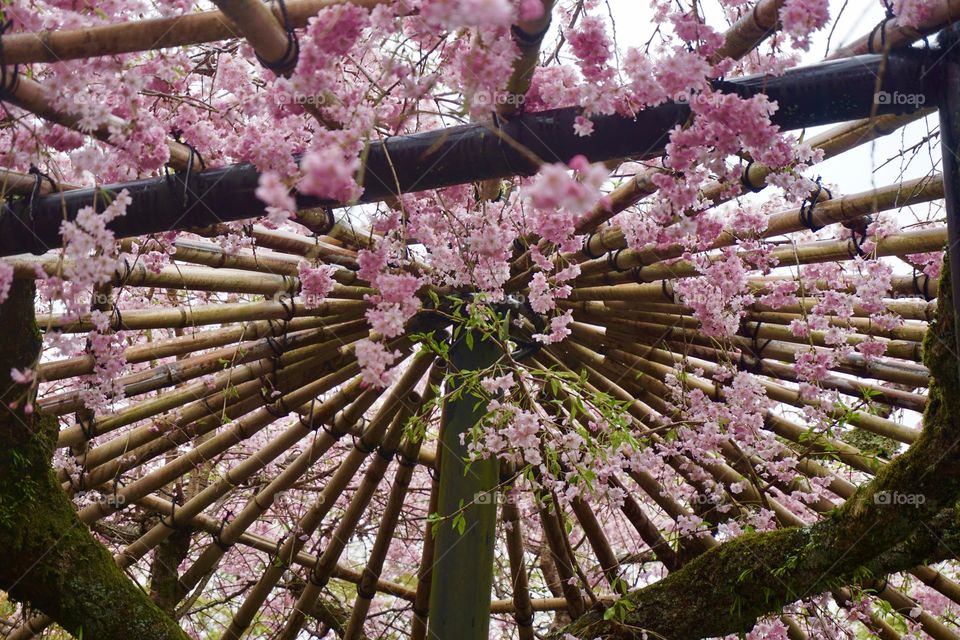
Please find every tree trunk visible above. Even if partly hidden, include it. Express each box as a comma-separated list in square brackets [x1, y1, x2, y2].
[0, 279, 189, 640]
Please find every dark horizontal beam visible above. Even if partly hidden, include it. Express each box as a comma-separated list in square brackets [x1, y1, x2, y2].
[0, 48, 940, 257]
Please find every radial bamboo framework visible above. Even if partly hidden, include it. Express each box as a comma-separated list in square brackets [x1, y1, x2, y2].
[1, 2, 960, 640]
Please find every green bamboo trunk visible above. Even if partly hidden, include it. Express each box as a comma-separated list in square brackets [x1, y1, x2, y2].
[427, 330, 501, 640]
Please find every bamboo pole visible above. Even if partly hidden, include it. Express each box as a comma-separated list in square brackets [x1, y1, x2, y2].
[75, 347, 372, 505]
[37, 314, 340, 381]
[108, 362, 382, 571]
[172, 380, 380, 595]
[4, 74, 193, 169]
[191, 223, 360, 266]
[342, 434, 427, 640]
[39, 297, 367, 332]
[576, 172, 944, 282]
[45, 321, 367, 418]
[829, 0, 960, 59]
[1, 0, 396, 64]
[570, 325, 921, 443]
[410, 454, 441, 640]
[575, 225, 947, 285]
[427, 330, 503, 640]
[13, 256, 374, 298]
[281, 398, 424, 638]
[222, 351, 433, 640]
[566, 308, 930, 388]
[56, 328, 365, 448]
[501, 496, 536, 640]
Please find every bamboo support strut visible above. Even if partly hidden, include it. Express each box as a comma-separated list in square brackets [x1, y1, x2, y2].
[574, 225, 947, 287]
[223, 351, 433, 640]
[0, 0, 396, 65]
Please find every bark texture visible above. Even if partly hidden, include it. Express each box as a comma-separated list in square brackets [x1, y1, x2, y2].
[0, 279, 189, 639]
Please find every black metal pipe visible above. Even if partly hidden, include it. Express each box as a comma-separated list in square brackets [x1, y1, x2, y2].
[0, 48, 941, 257]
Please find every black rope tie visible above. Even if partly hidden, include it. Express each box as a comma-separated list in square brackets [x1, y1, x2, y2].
[78, 412, 97, 441]
[867, 1, 897, 55]
[0, 19, 19, 101]
[22, 165, 56, 255]
[213, 510, 234, 551]
[516, 614, 535, 628]
[111, 306, 124, 331]
[278, 295, 297, 321]
[257, 0, 300, 75]
[799, 177, 831, 233]
[849, 226, 869, 258]
[162, 501, 180, 530]
[308, 565, 330, 587]
[270, 534, 289, 566]
[376, 444, 396, 462]
[356, 583, 377, 600]
[607, 248, 629, 272]
[740, 159, 764, 193]
[750, 321, 773, 359]
[110, 475, 125, 509]
[582, 233, 604, 259]
[913, 268, 933, 301]
[354, 436, 377, 455]
[167, 134, 206, 220]
[397, 451, 418, 468]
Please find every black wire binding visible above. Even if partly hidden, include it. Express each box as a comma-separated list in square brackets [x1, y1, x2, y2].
[799, 177, 831, 233]
[607, 248, 629, 272]
[111, 306, 124, 331]
[376, 444, 396, 462]
[867, 2, 897, 55]
[308, 567, 329, 587]
[166, 134, 206, 221]
[356, 582, 377, 600]
[78, 412, 97, 441]
[912, 268, 933, 301]
[24, 165, 56, 254]
[354, 436, 377, 455]
[849, 227, 869, 258]
[740, 160, 764, 193]
[256, 0, 300, 75]
[581, 233, 604, 259]
[0, 19, 19, 101]
[269, 533, 289, 566]
[161, 501, 180, 530]
[278, 295, 297, 321]
[397, 451, 419, 468]
[213, 510, 234, 551]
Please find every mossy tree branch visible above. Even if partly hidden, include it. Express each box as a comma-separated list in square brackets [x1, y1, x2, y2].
[0, 279, 189, 640]
[560, 260, 960, 640]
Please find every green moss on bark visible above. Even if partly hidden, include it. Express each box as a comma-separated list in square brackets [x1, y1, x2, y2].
[0, 279, 189, 640]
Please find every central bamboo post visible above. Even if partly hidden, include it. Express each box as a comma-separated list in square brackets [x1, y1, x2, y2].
[427, 329, 502, 640]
